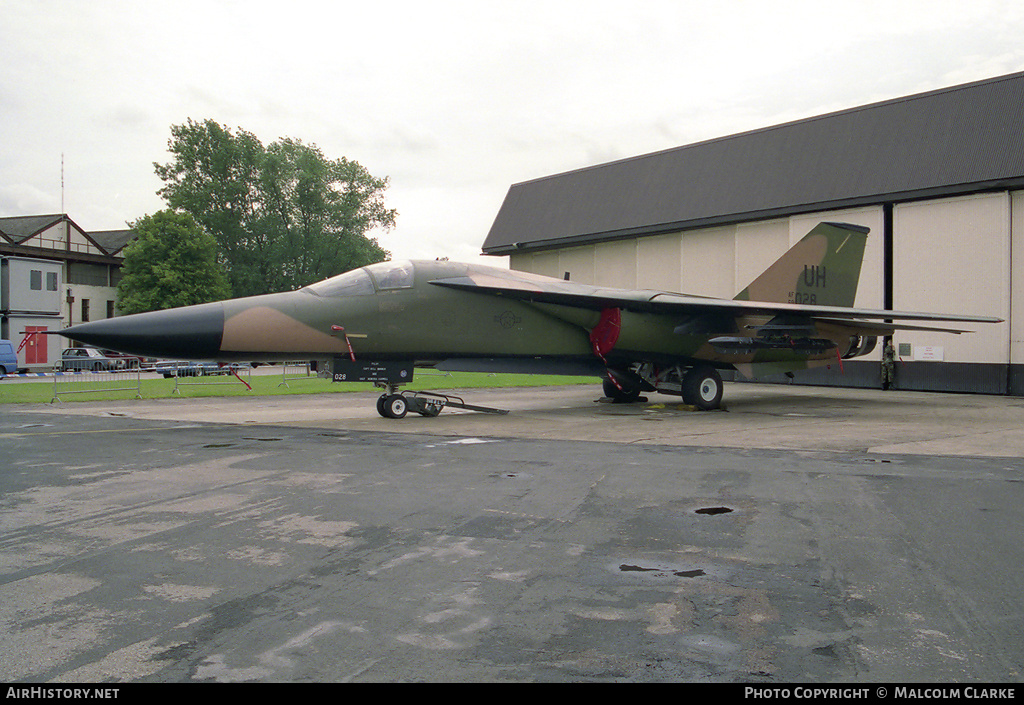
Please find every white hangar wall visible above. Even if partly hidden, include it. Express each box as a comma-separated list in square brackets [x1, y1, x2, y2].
[509, 196, 1018, 393]
[1015, 191, 1024, 370]
[893, 193, 1010, 365]
[511, 207, 884, 305]
[891, 192, 1015, 393]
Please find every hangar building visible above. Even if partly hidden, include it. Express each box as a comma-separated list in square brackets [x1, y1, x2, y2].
[482, 72, 1024, 395]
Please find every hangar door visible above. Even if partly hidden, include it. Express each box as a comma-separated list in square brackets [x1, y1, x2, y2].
[893, 193, 1011, 393]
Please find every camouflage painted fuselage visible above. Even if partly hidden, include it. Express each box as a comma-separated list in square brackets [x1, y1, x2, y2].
[217, 261, 597, 364]
[61, 222, 998, 385]
[62, 259, 860, 377]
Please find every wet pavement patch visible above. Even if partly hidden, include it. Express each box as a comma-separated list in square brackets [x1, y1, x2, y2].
[695, 506, 733, 515]
[619, 564, 706, 578]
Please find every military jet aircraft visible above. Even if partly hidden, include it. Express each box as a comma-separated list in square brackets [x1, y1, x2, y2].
[60, 222, 1001, 418]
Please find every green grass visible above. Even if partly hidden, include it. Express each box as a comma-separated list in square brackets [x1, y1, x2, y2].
[0, 369, 597, 405]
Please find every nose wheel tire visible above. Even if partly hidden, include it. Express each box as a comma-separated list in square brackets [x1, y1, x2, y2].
[378, 393, 408, 419]
[682, 366, 723, 410]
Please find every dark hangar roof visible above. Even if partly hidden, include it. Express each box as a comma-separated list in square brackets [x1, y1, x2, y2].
[483, 72, 1024, 255]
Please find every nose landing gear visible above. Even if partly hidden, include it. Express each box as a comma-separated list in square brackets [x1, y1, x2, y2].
[377, 392, 411, 419]
[375, 386, 508, 419]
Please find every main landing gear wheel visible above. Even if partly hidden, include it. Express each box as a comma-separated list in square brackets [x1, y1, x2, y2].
[603, 378, 639, 403]
[603, 375, 643, 403]
[682, 365, 723, 410]
[378, 393, 408, 419]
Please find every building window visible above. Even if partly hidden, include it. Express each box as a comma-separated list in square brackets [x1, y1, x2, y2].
[106, 301, 115, 318]
[30, 270, 42, 290]
[68, 263, 109, 287]
[46, 272, 58, 291]
[81, 298, 90, 323]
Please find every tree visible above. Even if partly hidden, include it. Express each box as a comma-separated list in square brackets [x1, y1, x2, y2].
[154, 119, 396, 296]
[116, 210, 231, 315]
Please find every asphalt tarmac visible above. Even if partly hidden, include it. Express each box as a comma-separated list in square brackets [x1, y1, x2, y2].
[2, 382, 1023, 683]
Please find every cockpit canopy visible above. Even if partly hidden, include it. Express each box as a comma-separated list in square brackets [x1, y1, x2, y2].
[303, 261, 415, 297]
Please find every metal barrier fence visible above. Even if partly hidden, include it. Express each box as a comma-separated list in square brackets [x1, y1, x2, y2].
[165, 362, 253, 394]
[52, 367, 142, 402]
[279, 361, 312, 387]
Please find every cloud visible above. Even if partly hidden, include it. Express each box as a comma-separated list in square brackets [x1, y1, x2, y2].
[0, 183, 60, 216]
[2, 0, 1024, 265]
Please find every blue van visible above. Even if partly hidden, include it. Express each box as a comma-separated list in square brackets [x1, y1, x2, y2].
[0, 339, 18, 376]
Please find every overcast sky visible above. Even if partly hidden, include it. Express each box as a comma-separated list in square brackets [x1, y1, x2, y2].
[3, 0, 1024, 267]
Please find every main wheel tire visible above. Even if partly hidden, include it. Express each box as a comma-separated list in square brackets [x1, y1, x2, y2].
[376, 394, 389, 417]
[382, 394, 408, 419]
[603, 376, 641, 403]
[682, 366, 723, 410]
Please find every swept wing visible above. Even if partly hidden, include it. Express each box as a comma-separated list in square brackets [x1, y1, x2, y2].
[429, 271, 1001, 333]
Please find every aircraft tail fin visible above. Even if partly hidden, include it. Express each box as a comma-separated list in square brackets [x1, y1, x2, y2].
[734, 222, 869, 308]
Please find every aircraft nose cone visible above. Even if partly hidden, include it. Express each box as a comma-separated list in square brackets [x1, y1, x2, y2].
[61, 301, 225, 359]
